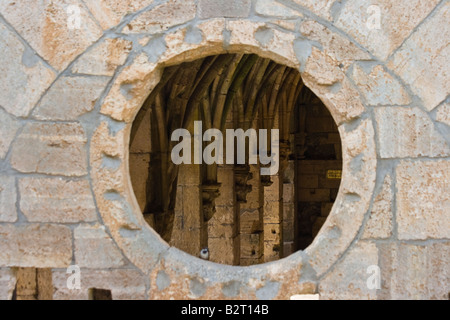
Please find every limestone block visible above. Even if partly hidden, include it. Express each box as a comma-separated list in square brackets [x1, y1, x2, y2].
[198, 0, 251, 19]
[0, 22, 55, 117]
[0, 0, 103, 70]
[0, 176, 17, 223]
[74, 225, 126, 268]
[396, 161, 450, 240]
[336, 0, 440, 61]
[436, 102, 450, 127]
[0, 224, 72, 268]
[255, 0, 299, 18]
[19, 177, 96, 223]
[11, 123, 88, 177]
[0, 108, 20, 159]
[375, 107, 450, 158]
[388, 2, 450, 110]
[0, 269, 16, 300]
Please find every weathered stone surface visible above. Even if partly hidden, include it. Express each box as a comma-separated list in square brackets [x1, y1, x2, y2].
[198, 0, 251, 19]
[53, 268, 147, 300]
[396, 161, 450, 240]
[352, 64, 411, 106]
[74, 225, 125, 268]
[378, 242, 450, 300]
[0, 22, 55, 117]
[291, 0, 336, 21]
[19, 178, 97, 223]
[388, 1, 449, 110]
[83, 0, 155, 30]
[336, 0, 440, 61]
[0, 269, 16, 300]
[0, 224, 72, 267]
[0, 109, 20, 159]
[255, 0, 299, 18]
[300, 20, 370, 69]
[124, 0, 196, 34]
[375, 107, 450, 158]
[303, 47, 343, 86]
[362, 175, 393, 239]
[0, 0, 103, 71]
[436, 102, 450, 127]
[33, 76, 110, 121]
[0, 176, 17, 223]
[101, 53, 160, 122]
[72, 38, 132, 76]
[319, 242, 378, 300]
[11, 123, 88, 176]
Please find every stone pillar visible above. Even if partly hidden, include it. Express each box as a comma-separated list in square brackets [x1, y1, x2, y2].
[239, 164, 264, 266]
[263, 173, 283, 262]
[208, 165, 240, 265]
[170, 164, 205, 257]
[283, 160, 296, 257]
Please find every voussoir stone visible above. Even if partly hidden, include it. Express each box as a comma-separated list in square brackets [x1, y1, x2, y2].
[0, 224, 72, 268]
[255, 0, 299, 18]
[198, 0, 251, 19]
[0, 0, 103, 71]
[0, 108, 21, 159]
[19, 177, 97, 223]
[396, 160, 450, 240]
[10, 122, 88, 177]
[0, 21, 55, 117]
[388, 2, 450, 111]
[0, 176, 17, 223]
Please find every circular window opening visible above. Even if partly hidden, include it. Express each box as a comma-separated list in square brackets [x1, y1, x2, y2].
[129, 54, 342, 266]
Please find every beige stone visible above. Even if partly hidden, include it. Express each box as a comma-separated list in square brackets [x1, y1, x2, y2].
[291, 0, 336, 21]
[198, 0, 251, 19]
[352, 64, 411, 106]
[0, 224, 72, 268]
[396, 161, 450, 240]
[362, 175, 393, 239]
[53, 268, 147, 300]
[0, 176, 17, 223]
[124, 0, 196, 34]
[15, 268, 37, 298]
[0, 269, 16, 300]
[375, 107, 450, 158]
[0, 21, 55, 117]
[19, 177, 97, 223]
[388, 1, 449, 110]
[264, 223, 281, 243]
[303, 48, 343, 86]
[319, 242, 378, 300]
[378, 242, 450, 300]
[10, 123, 88, 177]
[436, 102, 450, 127]
[83, 0, 155, 30]
[0, 109, 20, 159]
[72, 38, 132, 76]
[74, 225, 126, 268]
[255, 0, 299, 18]
[336, 0, 440, 61]
[33, 76, 110, 121]
[129, 154, 150, 212]
[0, 0, 103, 71]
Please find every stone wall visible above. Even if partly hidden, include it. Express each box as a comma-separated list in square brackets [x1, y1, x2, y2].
[0, 0, 448, 300]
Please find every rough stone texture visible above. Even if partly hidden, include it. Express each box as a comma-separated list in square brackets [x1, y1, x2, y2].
[198, 0, 251, 19]
[396, 161, 450, 240]
[10, 123, 88, 176]
[0, 269, 16, 300]
[375, 107, 450, 158]
[124, 0, 196, 34]
[291, 0, 336, 21]
[0, 109, 20, 159]
[255, 0, 299, 18]
[336, 0, 440, 61]
[436, 102, 450, 127]
[83, 0, 155, 30]
[72, 38, 132, 76]
[0, 0, 103, 71]
[0, 176, 17, 223]
[378, 242, 450, 300]
[0, 22, 55, 117]
[0, 224, 72, 267]
[319, 242, 378, 300]
[352, 64, 411, 106]
[388, 1, 450, 111]
[52, 269, 147, 300]
[74, 225, 126, 268]
[19, 178, 97, 223]
[33, 76, 110, 121]
[362, 175, 393, 239]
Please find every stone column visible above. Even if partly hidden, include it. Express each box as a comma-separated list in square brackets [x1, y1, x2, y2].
[283, 160, 296, 257]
